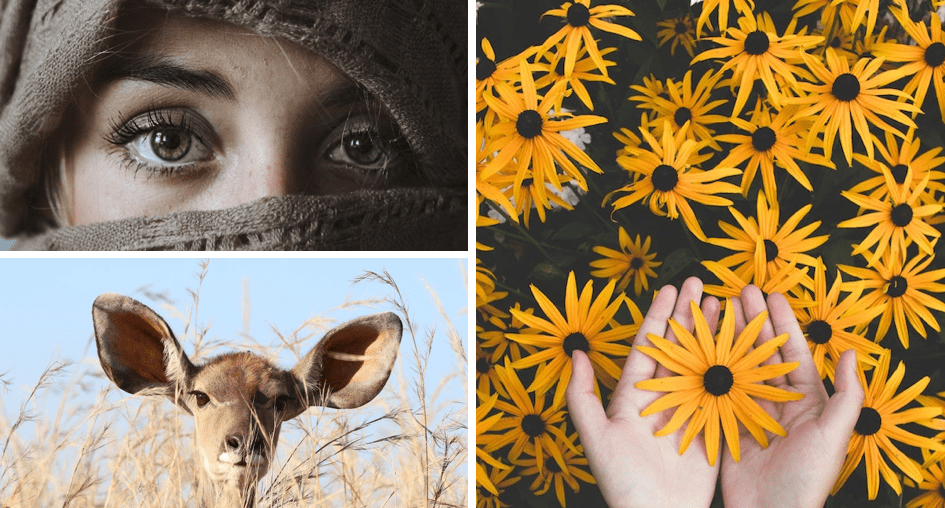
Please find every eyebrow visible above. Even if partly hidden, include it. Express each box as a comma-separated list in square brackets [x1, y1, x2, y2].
[96, 55, 237, 101]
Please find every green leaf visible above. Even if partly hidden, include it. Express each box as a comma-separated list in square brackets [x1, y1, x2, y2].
[549, 221, 593, 242]
[652, 248, 697, 288]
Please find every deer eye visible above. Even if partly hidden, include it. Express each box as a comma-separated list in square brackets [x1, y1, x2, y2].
[275, 395, 291, 413]
[189, 391, 210, 408]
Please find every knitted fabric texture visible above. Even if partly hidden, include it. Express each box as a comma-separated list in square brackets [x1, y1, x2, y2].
[0, 0, 466, 246]
[12, 187, 466, 250]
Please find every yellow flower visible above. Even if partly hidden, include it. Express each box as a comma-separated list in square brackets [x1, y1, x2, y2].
[695, 0, 755, 36]
[476, 391, 509, 496]
[538, 0, 641, 77]
[708, 193, 827, 287]
[832, 352, 942, 500]
[693, 11, 822, 116]
[787, 48, 919, 165]
[656, 15, 698, 58]
[476, 458, 521, 508]
[792, 259, 886, 381]
[839, 252, 945, 348]
[630, 69, 728, 149]
[533, 41, 616, 111]
[608, 121, 741, 241]
[850, 129, 945, 209]
[512, 430, 595, 507]
[635, 299, 803, 466]
[479, 304, 541, 364]
[839, 168, 942, 268]
[477, 259, 509, 321]
[490, 169, 575, 229]
[906, 448, 945, 508]
[589, 227, 661, 295]
[508, 272, 638, 408]
[703, 257, 811, 300]
[476, 38, 536, 113]
[482, 60, 606, 205]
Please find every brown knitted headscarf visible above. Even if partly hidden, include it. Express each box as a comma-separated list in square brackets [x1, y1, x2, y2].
[0, 0, 466, 250]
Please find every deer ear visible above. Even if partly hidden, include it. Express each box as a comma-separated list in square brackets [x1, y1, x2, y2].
[291, 312, 402, 410]
[92, 293, 194, 399]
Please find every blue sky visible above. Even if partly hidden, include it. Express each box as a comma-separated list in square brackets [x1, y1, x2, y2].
[0, 257, 468, 421]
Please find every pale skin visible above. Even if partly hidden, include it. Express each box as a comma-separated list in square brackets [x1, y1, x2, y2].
[65, 7, 414, 226]
[566, 277, 865, 508]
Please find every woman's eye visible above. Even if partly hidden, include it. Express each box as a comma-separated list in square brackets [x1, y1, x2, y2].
[127, 127, 212, 166]
[325, 127, 400, 171]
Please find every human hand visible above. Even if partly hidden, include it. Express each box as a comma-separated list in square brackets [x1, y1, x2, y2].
[720, 285, 865, 508]
[566, 277, 721, 508]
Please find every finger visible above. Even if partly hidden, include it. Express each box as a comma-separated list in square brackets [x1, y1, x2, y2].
[730, 296, 747, 335]
[702, 296, 721, 335]
[566, 350, 609, 443]
[653, 277, 704, 380]
[816, 349, 865, 458]
[740, 285, 786, 385]
[767, 292, 823, 394]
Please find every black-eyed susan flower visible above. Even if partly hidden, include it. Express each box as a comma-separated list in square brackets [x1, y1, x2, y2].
[479, 303, 541, 363]
[656, 15, 698, 58]
[589, 226, 661, 295]
[476, 38, 536, 113]
[715, 106, 833, 198]
[512, 430, 595, 507]
[703, 257, 811, 300]
[477, 342, 509, 399]
[692, 11, 822, 116]
[635, 299, 803, 466]
[487, 362, 577, 474]
[538, 0, 640, 78]
[787, 48, 919, 165]
[850, 129, 945, 208]
[906, 448, 945, 508]
[793, 0, 863, 37]
[631, 70, 728, 149]
[608, 121, 741, 241]
[482, 60, 606, 206]
[533, 42, 616, 112]
[792, 259, 886, 381]
[476, 390, 509, 496]
[507, 272, 638, 408]
[477, 259, 509, 321]
[839, 169, 942, 267]
[831, 351, 942, 500]
[477, 120, 518, 226]
[839, 252, 945, 348]
[476, 459, 520, 508]
[491, 169, 576, 228]
[708, 193, 827, 287]
[695, 0, 755, 36]
[873, 3, 945, 119]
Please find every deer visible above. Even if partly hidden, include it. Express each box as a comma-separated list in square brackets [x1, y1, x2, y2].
[91, 293, 402, 508]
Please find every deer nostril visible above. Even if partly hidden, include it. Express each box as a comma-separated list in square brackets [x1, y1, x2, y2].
[225, 435, 242, 451]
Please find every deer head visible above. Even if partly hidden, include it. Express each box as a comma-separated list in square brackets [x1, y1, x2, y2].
[91, 293, 402, 507]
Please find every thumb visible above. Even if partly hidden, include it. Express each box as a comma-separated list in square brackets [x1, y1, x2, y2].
[817, 349, 865, 446]
[566, 350, 608, 445]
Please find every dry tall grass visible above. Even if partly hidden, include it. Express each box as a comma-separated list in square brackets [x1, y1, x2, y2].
[0, 264, 467, 507]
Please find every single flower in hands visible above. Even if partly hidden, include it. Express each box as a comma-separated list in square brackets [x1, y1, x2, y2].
[635, 298, 803, 466]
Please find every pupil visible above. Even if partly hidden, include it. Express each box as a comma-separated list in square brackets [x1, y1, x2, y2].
[886, 276, 908, 297]
[630, 257, 644, 269]
[744, 30, 770, 55]
[545, 457, 563, 473]
[675, 22, 688, 34]
[925, 42, 945, 67]
[703, 365, 734, 396]
[566, 2, 590, 26]
[521, 414, 547, 437]
[476, 357, 490, 374]
[151, 129, 189, 162]
[344, 131, 384, 165]
[477, 58, 497, 81]
[854, 407, 882, 436]
[807, 320, 833, 345]
[763, 239, 779, 262]
[516, 110, 544, 138]
[651, 164, 679, 191]
[563, 332, 590, 356]
[890, 203, 913, 227]
[752, 127, 777, 151]
[673, 107, 692, 127]
[891, 164, 909, 184]
[832, 73, 861, 101]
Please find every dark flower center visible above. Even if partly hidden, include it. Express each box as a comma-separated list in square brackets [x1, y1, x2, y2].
[630, 257, 644, 269]
[854, 407, 882, 436]
[652, 164, 679, 191]
[752, 127, 777, 151]
[744, 30, 770, 55]
[674, 107, 692, 127]
[704, 365, 735, 396]
[563, 332, 590, 356]
[522, 177, 534, 188]
[807, 320, 833, 345]
[939, 484, 945, 501]
[832, 73, 860, 102]
[545, 457, 563, 473]
[477, 58, 497, 81]
[566, 2, 591, 27]
[476, 357, 490, 374]
[886, 276, 908, 297]
[925, 42, 945, 67]
[830, 36, 842, 48]
[891, 164, 909, 184]
[675, 21, 688, 34]
[763, 239, 779, 262]
[890, 203, 913, 227]
[521, 414, 547, 437]
[516, 110, 544, 138]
